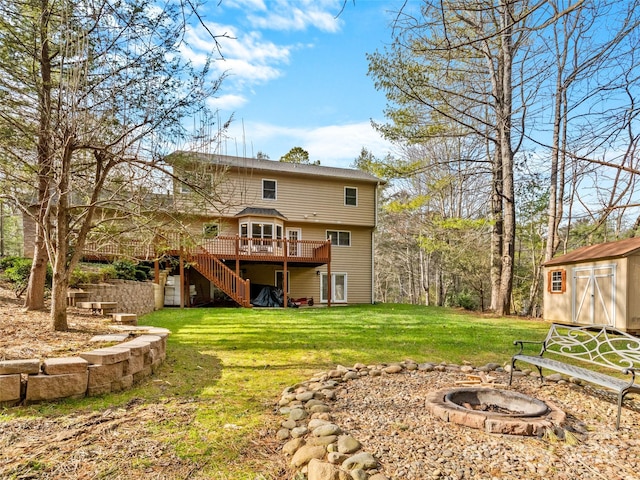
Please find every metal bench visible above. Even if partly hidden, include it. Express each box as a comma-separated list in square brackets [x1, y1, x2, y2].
[509, 323, 640, 429]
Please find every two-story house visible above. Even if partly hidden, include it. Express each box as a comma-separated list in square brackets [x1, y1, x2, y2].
[161, 152, 385, 308]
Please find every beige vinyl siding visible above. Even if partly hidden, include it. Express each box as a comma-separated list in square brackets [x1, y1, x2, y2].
[314, 226, 373, 304]
[243, 265, 319, 300]
[176, 168, 378, 227]
[169, 159, 379, 306]
[237, 223, 373, 304]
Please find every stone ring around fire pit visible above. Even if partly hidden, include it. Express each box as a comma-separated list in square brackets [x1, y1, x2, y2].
[426, 387, 566, 436]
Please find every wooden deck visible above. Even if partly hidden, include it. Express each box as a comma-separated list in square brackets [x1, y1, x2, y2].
[83, 235, 331, 266]
[81, 235, 332, 308]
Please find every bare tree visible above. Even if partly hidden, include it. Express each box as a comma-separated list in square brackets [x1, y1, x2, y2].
[368, 0, 543, 314]
[0, 0, 228, 330]
[541, 0, 640, 261]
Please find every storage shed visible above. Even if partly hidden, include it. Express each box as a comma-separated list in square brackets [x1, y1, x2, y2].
[543, 237, 640, 333]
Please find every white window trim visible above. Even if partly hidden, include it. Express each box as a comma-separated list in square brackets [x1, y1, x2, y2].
[326, 230, 351, 247]
[251, 222, 274, 239]
[550, 270, 563, 293]
[320, 272, 347, 303]
[344, 186, 358, 206]
[262, 178, 277, 200]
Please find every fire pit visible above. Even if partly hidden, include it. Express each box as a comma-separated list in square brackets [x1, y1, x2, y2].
[426, 387, 566, 436]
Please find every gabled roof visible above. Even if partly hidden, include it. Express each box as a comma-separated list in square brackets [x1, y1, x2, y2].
[235, 207, 287, 219]
[165, 151, 385, 184]
[544, 236, 640, 266]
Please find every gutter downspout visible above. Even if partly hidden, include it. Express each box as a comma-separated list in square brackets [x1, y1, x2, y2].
[372, 182, 380, 304]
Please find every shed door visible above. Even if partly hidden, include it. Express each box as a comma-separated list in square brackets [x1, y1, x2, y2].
[572, 265, 616, 326]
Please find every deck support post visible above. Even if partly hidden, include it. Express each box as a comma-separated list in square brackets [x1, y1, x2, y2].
[235, 235, 240, 276]
[179, 246, 185, 309]
[327, 240, 332, 308]
[283, 244, 288, 308]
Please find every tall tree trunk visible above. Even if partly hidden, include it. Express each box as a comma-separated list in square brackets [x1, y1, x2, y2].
[495, 0, 515, 316]
[50, 142, 73, 331]
[545, 71, 563, 262]
[51, 258, 69, 331]
[24, 227, 48, 310]
[24, 0, 52, 311]
[490, 146, 503, 312]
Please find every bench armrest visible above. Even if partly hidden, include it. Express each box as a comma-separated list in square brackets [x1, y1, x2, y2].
[622, 367, 637, 385]
[513, 340, 545, 356]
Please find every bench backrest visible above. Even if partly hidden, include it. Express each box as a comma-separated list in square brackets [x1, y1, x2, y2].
[544, 324, 640, 372]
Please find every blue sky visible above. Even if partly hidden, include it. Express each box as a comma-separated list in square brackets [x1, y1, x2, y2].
[182, 0, 409, 168]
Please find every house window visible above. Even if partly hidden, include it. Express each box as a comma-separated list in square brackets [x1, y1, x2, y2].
[263, 179, 277, 200]
[321, 273, 347, 303]
[252, 223, 273, 240]
[327, 230, 351, 246]
[345, 187, 358, 206]
[180, 182, 192, 194]
[548, 269, 566, 293]
[203, 223, 219, 238]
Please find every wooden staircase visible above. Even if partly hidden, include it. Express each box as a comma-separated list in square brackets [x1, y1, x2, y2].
[186, 250, 251, 307]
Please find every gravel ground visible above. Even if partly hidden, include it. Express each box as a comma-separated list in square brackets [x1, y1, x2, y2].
[330, 369, 640, 480]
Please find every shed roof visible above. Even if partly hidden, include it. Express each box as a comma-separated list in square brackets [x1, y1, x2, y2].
[544, 237, 640, 266]
[165, 151, 385, 184]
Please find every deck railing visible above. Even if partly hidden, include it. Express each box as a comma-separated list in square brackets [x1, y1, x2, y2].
[197, 236, 331, 263]
[83, 235, 330, 264]
[82, 240, 157, 260]
[82, 234, 330, 308]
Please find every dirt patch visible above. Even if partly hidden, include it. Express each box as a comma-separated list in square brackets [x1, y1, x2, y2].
[0, 286, 109, 362]
[0, 286, 196, 478]
[0, 286, 285, 479]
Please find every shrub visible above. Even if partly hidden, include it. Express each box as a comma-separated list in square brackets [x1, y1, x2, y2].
[110, 260, 151, 281]
[69, 268, 103, 287]
[453, 291, 478, 311]
[0, 256, 20, 271]
[69, 269, 90, 287]
[112, 260, 138, 280]
[2, 258, 52, 296]
[99, 265, 118, 282]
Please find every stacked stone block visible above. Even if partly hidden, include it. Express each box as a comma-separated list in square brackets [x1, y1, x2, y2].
[80, 280, 155, 316]
[0, 327, 169, 406]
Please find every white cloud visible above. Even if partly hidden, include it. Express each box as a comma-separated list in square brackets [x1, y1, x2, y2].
[207, 94, 248, 111]
[181, 22, 294, 89]
[224, 120, 396, 168]
[224, 0, 267, 10]
[303, 123, 396, 167]
[244, 0, 343, 33]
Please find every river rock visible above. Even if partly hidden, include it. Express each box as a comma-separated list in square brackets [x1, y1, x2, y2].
[291, 445, 327, 467]
[342, 452, 378, 470]
[308, 458, 341, 480]
[314, 423, 342, 437]
[338, 435, 361, 454]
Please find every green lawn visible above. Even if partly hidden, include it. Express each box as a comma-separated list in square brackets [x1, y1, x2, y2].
[4, 304, 551, 478]
[138, 304, 550, 478]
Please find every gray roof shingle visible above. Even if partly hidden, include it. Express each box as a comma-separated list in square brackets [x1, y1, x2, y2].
[165, 151, 385, 184]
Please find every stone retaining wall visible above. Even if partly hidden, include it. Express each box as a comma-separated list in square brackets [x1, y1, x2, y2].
[0, 326, 169, 406]
[80, 280, 156, 316]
